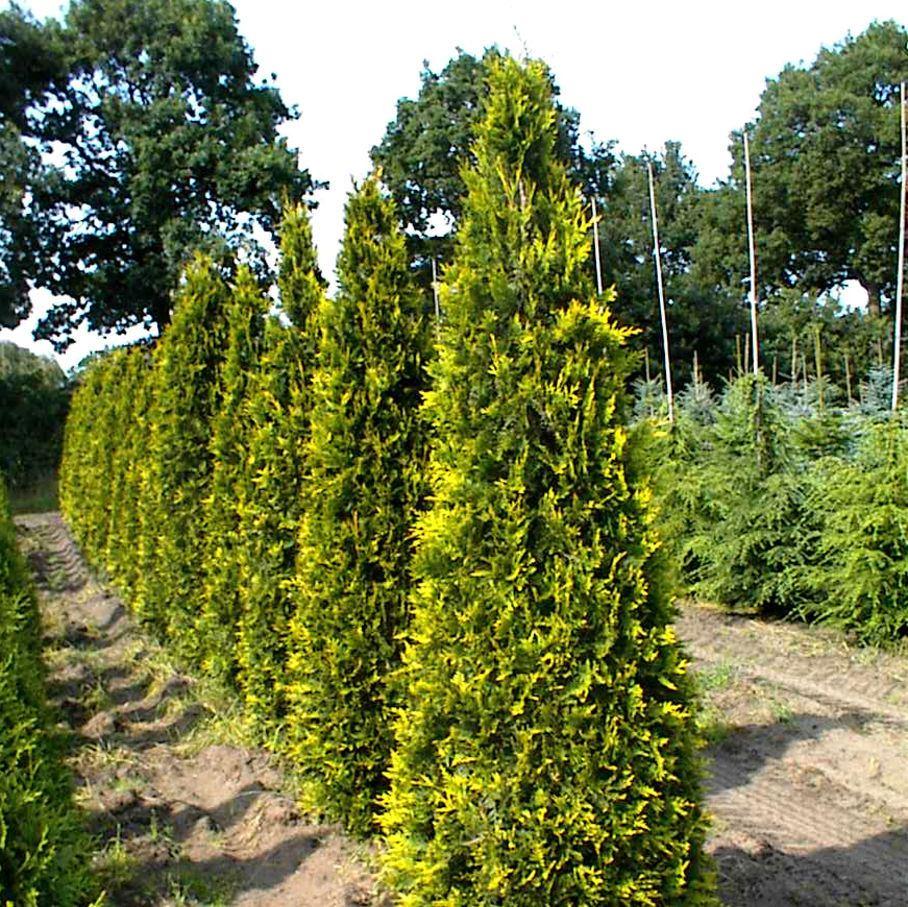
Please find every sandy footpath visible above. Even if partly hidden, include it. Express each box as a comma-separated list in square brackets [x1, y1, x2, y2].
[16, 511, 908, 905]
[16, 512, 380, 906]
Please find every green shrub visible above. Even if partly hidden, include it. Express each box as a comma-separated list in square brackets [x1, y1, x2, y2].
[800, 419, 908, 643]
[0, 342, 70, 493]
[684, 375, 810, 613]
[0, 478, 96, 906]
[380, 57, 713, 905]
[285, 176, 429, 833]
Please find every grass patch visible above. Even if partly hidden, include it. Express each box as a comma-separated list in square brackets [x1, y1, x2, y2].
[164, 864, 239, 906]
[9, 471, 59, 514]
[697, 659, 738, 693]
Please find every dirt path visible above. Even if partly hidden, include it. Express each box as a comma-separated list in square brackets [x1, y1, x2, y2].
[680, 601, 908, 906]
[17, 512, 379, 906]
[17, 512, 908, 905]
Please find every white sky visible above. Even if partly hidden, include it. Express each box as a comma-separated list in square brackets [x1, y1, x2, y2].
[2, 0, 905, 371]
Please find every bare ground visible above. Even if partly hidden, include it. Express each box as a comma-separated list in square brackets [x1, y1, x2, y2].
[16, 512, 380, 907]
[15, 512, 908, 905]
[680, 601, 908, 906]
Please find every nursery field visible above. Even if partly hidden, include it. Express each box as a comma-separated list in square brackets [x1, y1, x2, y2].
[15, 510, 908, 905]
[16, 511, 381, 907]
[681, 603, 908, 905]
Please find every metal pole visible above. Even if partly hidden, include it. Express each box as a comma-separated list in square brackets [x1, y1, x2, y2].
[744, 132, 760, 376]
[591, 196, 603, 296]
[892, 82, 906, 412]
[647, 161, 674, 422]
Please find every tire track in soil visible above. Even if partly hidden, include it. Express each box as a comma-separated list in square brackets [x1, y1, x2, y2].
[17, 512, 383, 907]
[679, 601, 908, 906]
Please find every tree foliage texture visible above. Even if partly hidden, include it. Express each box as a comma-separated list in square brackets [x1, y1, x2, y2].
[721, 21, 908, 316]
[646, 367, 908, 645]
[379, 57, 713, 905]
[799, 419, 908, 643]
[0, 476, 96, 906]
[371, 47, 616, 273]
[59, 208, 329, 727]
[285, 175, 429, 834]
[232, 203, 323, 729]
[0, 341, 70, 489]
[0, 0, 315, 347]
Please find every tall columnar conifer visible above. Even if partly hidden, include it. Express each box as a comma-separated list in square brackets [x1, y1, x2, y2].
[73, 351, 127, 563]
[104, 345, 151, 591]
[198, 267, 269, 681]
[134, 256, 231, 651]
[234, 203, 323, 726]
[59, 359, 104, 549]
[285, 176, 429, 833]
[380, 58, 712, 904]
[113, 346, 155, 601]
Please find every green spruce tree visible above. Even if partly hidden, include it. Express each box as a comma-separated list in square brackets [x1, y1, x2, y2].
[285, 175, 429, 833]
[380, 57, 713, 904]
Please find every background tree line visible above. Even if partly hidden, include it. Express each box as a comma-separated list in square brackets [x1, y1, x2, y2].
[1, 4, 906, 486]
[371, 22, 908, 387]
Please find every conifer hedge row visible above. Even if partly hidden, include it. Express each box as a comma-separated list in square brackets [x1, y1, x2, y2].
[651, 371, 908, 644]
[61, 57, 713, 903]
[0, 477, 96, 906]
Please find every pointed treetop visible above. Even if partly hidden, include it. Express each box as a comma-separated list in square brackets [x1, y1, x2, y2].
[278, 202, 325, 329]
[450, 56, 593, 322]
[335, 173, 411, 304]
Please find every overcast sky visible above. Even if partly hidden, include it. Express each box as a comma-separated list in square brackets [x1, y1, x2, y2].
[3, 0, 906, 370]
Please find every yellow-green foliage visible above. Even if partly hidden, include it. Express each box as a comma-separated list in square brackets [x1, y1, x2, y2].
[0, 478, 95, 906]
[234, 203, 323, 729]
[107, 346, 154, 600]
[137, 257, 231, 655]
[60, 353, 122, 562]
[379, 58, 713, 905]
[198, 268, 269, 682]
[285, 176, 428, 833]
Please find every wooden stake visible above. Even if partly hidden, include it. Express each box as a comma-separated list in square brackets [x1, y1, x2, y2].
[591, 196, 604, 296]
[735, 334, 742, 376]
[791, 335, 798, 383]
[647, 161, 674, 422]
[893, 82, 907, 412]
[431, 258, 441, 325]
[814, 324, 824, 411]
[693, 349, 700, 388]
[744, 331, 751, 374]
[844, 350, 853, 404]
[772, 353, 778, 386]
[744, 132, 760, 375]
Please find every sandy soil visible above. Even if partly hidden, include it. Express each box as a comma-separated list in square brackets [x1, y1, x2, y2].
[16, 512, 381, 907]
[680, 601, 908, 906]
[15, 512, 908, 905]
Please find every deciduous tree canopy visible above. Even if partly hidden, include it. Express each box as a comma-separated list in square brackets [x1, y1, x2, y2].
[0, 0, 317, 347]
